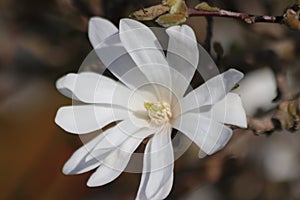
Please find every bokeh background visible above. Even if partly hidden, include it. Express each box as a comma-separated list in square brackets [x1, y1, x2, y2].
[1, 0, 300, 199]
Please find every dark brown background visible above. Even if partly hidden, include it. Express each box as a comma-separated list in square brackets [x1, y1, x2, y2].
[1, 0, 300, 199]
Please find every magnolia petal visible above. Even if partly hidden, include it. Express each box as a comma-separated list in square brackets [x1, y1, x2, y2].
[86, 119, 150, 162]
[178, 69, 244, 114]
[137, 126, 174, 199]
[198, 150, 207, 159]
[136, 170, 174, 200]
[68, 121, 139, 173]
[56, 73, 77, 99]
[153, 171, 174, 199]
[119, 18, 173, 102]
[62, 132, 105, 175]
[87, 129, 153, 187]
[56, 72, 144, 109]
[55, 105, 128, 134]
[92, 36, 161, 105]
[88, 17, 118, 48]
[173, 113, 233, 155]
[88, 18, 159, 95]
[166, 25, 198, 97]
[200, 93, 247, 128]
[119, 18, 168, 70]
[94, 34, 154, 91]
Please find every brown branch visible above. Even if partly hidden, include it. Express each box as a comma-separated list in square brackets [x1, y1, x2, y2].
[246, 98, 300, 135]
[131, 1, 300, 30]
[188, 8, 284, 25]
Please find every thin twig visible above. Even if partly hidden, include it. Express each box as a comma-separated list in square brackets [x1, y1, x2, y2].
[188, 8, 284, 24]
[204, 16, 213, 54]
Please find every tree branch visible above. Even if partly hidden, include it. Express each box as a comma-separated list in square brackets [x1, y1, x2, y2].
[188, 8, 284, 25]
[245, 97, 300, 135]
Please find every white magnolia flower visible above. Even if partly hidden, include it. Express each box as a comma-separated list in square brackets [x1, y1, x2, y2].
[55, 17, 247, 200]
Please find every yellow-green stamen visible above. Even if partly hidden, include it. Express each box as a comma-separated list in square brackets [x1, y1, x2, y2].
[144, 102, 172, 125]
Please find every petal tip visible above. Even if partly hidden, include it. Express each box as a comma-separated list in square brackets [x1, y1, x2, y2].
[87, 175, 103, 187]
[89, 17, 100, 25]
[86, 181, 97, 187]
[54, 106, 80, 134]
[88, 17, 118, 48]
[62, 168, 70, 175]
[119, 18, 135, 27]
[198, 150, 207, 159]
[119, 18, 132, 24]
[55, 76, 65, 90]
[89, 17, 114, 28]
[166, 25, 181, 32]
[54, 108, 63, 126]
[240, 116, 248, 129]
[228, 68, 244, 79]
[62, 162, 73, 175]
[119, 18, 146, 32]
[56, 73, 77, 90]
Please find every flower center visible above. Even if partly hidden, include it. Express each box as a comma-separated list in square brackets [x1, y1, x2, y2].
[144, 102, 172, 125]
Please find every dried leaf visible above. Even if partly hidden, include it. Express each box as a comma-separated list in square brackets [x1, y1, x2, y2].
[162, 0, 179, 6]
[288, 102, 297, 117]
[195, 2, 220, 11]
[130, 5, 169, 21]
[171, 1, 188, 16]
[156, 13, 187, 27]
[162, 0, 188, 16]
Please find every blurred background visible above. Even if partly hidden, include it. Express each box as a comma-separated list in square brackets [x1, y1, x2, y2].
[1, 0, 300, 199]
